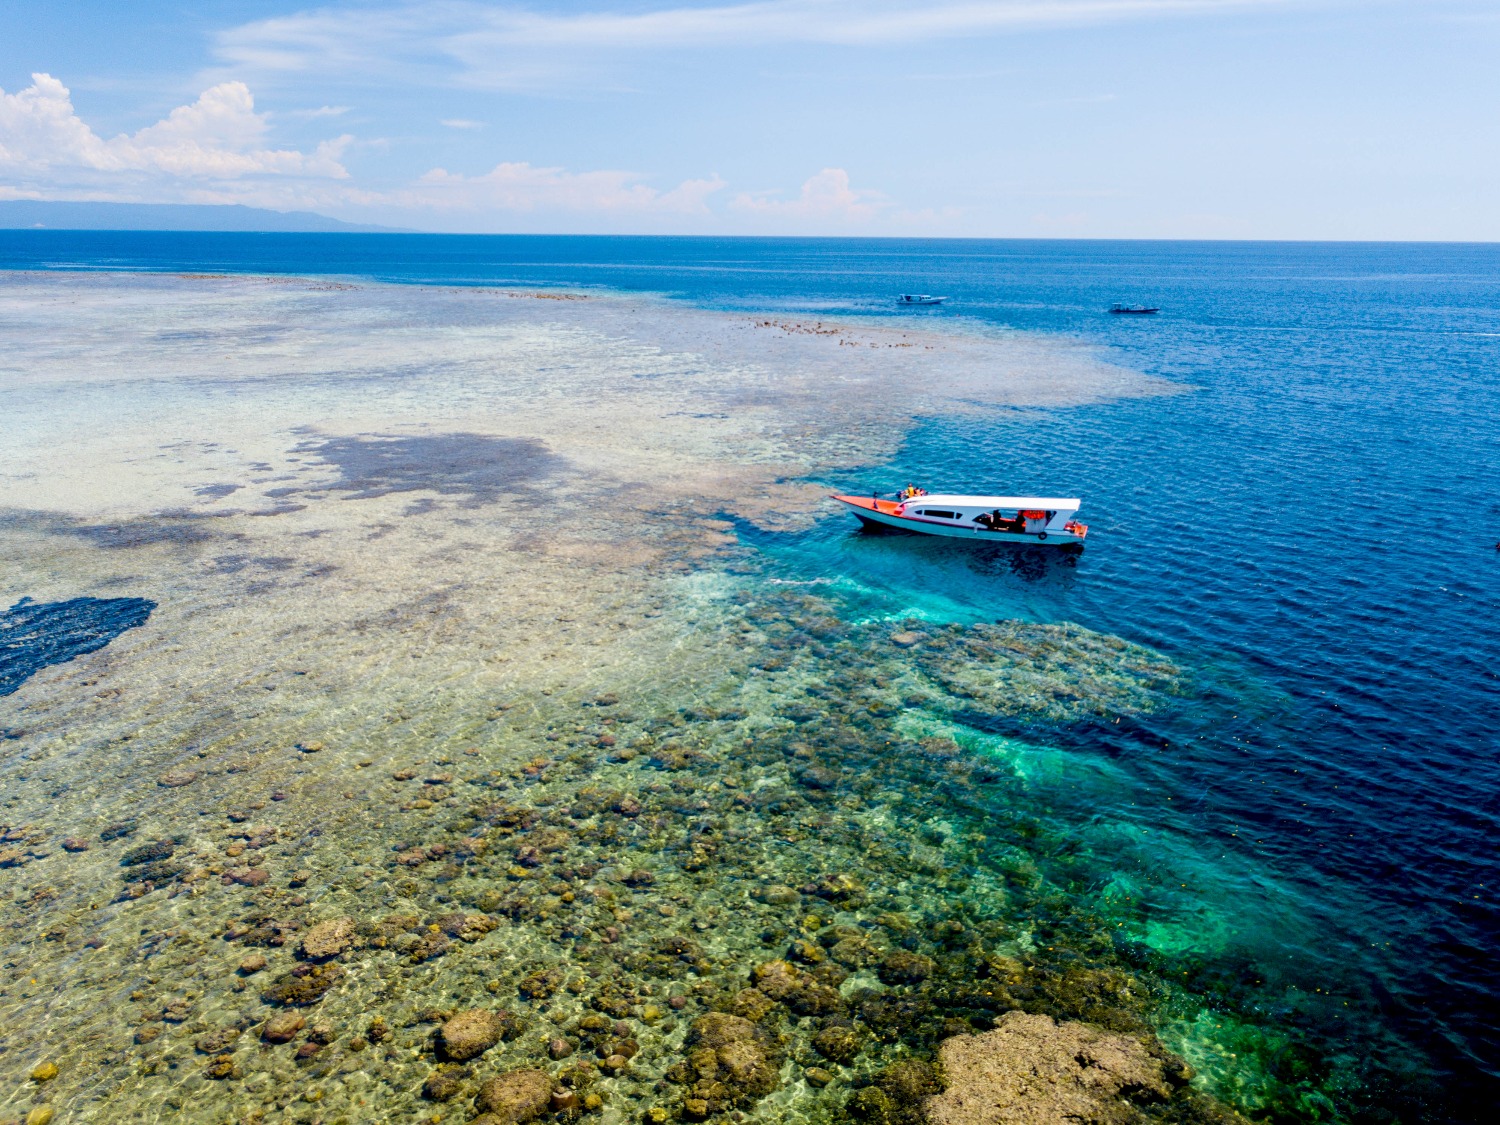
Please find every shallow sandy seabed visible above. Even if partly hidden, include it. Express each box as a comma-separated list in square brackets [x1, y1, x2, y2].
[0, 274, 1284, 1125]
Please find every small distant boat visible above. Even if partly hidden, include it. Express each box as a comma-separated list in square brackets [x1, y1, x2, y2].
[897, 294, 947, 306]
[1109, 304, 1159, 315]
[831, 488, 1088, 545]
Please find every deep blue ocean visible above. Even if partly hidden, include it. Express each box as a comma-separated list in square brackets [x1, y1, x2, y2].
[3, 232, 1497, 1120]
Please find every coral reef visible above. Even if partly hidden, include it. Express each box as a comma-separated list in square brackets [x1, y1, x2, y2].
[0, 275, 1360, 1125]
[0, 582, 1268, 1125]
[924, 1012, 1190, 1125]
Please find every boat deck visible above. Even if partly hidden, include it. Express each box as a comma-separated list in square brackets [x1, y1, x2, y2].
[840, 495, 905, 516]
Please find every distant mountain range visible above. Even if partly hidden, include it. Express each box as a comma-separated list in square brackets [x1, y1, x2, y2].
[0, 201, 407, 233]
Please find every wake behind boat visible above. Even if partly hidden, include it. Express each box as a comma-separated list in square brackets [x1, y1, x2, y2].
[831, 487, 1088, 545]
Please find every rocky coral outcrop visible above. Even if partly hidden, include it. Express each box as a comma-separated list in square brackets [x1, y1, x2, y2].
[922, 1012, 1179, 1125]
[300, 916, 355, 960]
[261, 1012, 306, 1043]
[474, 1068, 553, 1124]
[878, 950, 935, 984]
[813, 1022, 862, 1064]
[751, 959, 843, 1015]
[898, 619, 1182, 725]
[668, 1012, 779, 1116]
[261, 962, 343, 1006]
[439, 1009, 506, 1061]
[847, 1059, 943, 1125]
[437, 911, 499, 942]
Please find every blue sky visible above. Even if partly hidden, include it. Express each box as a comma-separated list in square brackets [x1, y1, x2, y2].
[2, 1, 1497, 237]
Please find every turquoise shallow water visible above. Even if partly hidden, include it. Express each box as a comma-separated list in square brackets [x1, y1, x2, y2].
[2, 233, 1498, 1121]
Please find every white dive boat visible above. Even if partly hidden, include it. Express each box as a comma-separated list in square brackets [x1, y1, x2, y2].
[831, 489, 1088, 545]
[897, 294, 947, 305]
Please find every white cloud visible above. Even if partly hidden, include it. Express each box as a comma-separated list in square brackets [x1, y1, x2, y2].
[403, 162, 726, 214]
[213, 0, 1302, 89]
[288, 105, 352, 118]
[0, 73, 921, 231]
[731, 168, 884, 221]
[0, 74, 351, 190]
[441, 118, 486, 128]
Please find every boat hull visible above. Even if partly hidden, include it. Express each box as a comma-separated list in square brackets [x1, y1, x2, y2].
[833, 496, 1085, 545]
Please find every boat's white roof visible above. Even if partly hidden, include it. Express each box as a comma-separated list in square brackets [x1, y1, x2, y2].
[904, 494, 1080, 509]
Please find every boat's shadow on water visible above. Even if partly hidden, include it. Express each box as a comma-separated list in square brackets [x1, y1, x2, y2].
[724, 512, 1083, 599]
[847, 524, 1083, 585]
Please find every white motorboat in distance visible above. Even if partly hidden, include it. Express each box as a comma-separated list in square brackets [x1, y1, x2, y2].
[897, 294, 947, 305]
[831, 491, 1088, 545]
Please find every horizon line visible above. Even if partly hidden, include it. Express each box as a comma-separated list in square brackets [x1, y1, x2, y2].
[3, 228, 1500, 245]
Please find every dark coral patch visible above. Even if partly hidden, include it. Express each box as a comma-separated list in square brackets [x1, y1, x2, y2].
[0, 595, 156, 695]
[296, 432, 567, 506]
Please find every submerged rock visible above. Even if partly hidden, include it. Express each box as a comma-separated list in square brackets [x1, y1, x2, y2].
[727, 988, 776, 1023]
[423, 1068, 467, 1101]
[120, 859, 187, 886]
[878, 950, 935, 985]
[828, 935, 880, 968]
[519, 967, 565, 1000]
[203, 1055, 239, 1080]
[671, 1012, 779, 1115]
[813, 1024, 862, 1065]
[751, 959, 802, 1001]
[847, 1060, 943, 1125]
[300, 916, 355, 960]
[474, 1068, 553, 1124]
[119, 839, 175, 866]
[261, 1012, 306, 1043]
[261, 962, 343, 1006]
[437, 911, 500, 942]
[752, 884, 801, 906]
[195, 1027, 241, 1053]
[439, 1009, 505, 1060]
[224, 866, 269, 886]
[751, 959, 843, 1015]
[922, 1012, 1176, 1125]
[409, 929, 451, 963]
